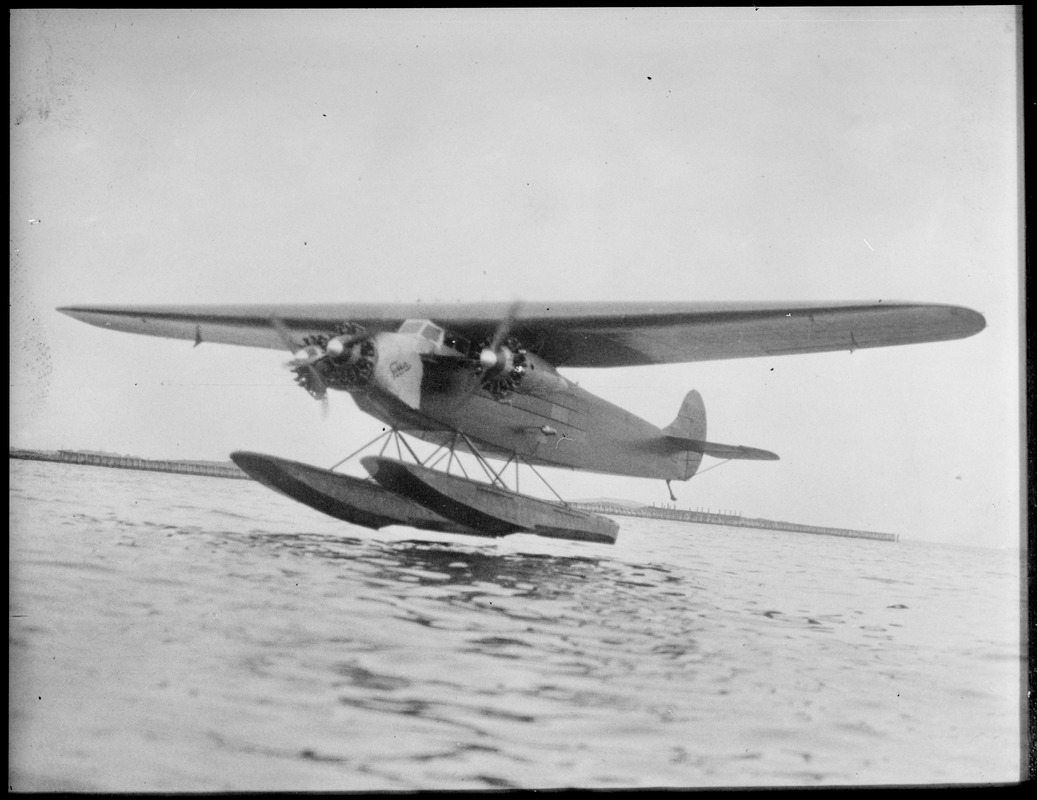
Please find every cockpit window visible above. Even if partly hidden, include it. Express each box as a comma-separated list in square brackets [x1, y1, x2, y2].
[398, 319, 461, 350]
[420, 323, 443, 343]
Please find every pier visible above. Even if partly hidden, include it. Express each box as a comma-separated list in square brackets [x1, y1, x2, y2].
[9, 448, 250, 480]
[570, 501, 898, 542]
[10, 448, 897, 542]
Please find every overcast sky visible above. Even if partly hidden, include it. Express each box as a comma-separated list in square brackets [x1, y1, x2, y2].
[10, 8, 1020, 548]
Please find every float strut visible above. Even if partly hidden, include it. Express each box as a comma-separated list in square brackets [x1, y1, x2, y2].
[329, 428, 394, 471]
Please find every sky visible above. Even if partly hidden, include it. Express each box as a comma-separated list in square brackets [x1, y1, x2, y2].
[10, 8, 1021, 548]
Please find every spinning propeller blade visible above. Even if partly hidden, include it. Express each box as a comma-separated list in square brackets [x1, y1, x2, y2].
[477, 300, 523, 372]
[489, 300, 522, 352]
[270, 316, 329, 416]
[269, 316, 298, 353]
[463, 300, 530, 400]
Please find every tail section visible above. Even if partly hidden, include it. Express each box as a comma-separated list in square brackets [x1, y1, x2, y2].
[664, 390, 779, 479]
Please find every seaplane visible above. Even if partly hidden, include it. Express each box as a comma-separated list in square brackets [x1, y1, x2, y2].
[58, 300, 985, 544]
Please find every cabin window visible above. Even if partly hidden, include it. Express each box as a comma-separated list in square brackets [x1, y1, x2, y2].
[398, 320, 424, 335]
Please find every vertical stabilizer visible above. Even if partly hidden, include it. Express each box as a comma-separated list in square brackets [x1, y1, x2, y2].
[664, 389, 706, 442]
[663, 390, 706, 480]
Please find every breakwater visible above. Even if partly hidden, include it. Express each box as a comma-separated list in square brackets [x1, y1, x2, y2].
[571, 501, 898, 542]
[10, 448, 897, 542]
[9, 448, 249, 480]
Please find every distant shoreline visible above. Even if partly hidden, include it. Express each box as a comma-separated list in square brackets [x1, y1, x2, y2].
[9, 448, 898, 542]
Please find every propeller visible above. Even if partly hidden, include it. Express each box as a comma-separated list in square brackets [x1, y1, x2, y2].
[270, 317, 330, 418]
[270, 318, 379, 416]
[474, 300, 521, 372]
[485, 300, 521, 358]
[285, 332, 370, 369]
[324, 332, 369, 360]
[470, 301, 529, 400]
[284, 344, 325, 370]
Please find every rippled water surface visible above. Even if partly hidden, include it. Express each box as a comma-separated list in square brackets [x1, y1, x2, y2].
[9, 460, 1023, 790]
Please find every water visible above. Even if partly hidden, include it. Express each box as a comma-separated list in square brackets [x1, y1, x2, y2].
[9, 459, 1023, 790]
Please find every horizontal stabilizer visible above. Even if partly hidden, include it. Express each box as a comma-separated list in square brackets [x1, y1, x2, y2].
[667, 435, 779, 461]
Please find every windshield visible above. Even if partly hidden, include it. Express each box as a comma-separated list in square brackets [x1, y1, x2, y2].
[420, 323, 443, 343]
[397, 319, 424, 335]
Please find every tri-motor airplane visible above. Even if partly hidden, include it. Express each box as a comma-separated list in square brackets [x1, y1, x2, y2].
[59, 300, 985, 544]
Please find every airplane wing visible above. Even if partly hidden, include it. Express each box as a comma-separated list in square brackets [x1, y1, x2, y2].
[57, 300, 985, 367]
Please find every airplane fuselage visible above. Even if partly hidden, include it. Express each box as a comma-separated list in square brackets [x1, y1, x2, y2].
[350, 360, 701, 481]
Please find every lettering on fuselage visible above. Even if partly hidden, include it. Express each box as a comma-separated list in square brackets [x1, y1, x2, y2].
[389, 360, 412, 379]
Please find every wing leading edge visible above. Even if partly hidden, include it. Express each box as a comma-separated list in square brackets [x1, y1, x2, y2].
[57, 300, 985, 367]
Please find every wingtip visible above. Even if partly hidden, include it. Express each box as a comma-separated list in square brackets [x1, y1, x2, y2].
[962, 306, 986, 336]
[56, 305, 103, 326]
[944, 304, 986, 337]
[56, 305, 84, 320]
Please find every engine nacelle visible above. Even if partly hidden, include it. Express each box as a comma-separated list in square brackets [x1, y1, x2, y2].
[514, 352, 569, 395]
[290, 323, 376, 399]
[475, 339, 568, 400]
